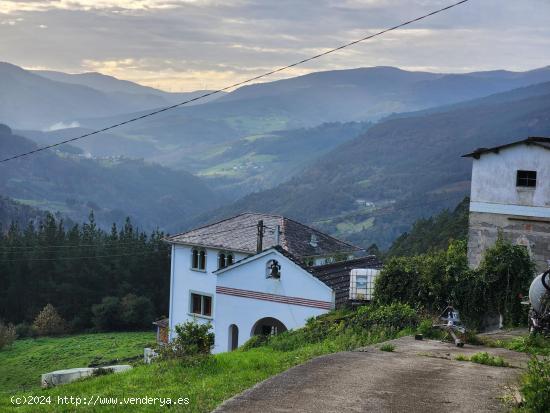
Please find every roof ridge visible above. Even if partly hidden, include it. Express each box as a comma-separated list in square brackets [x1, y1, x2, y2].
[282, 216, 361, 250]
[166, 212, 253, 239]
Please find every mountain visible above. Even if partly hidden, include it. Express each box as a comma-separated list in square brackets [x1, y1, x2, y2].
[0, 195, 50, 230]
[33, 69, 224, 105]
[0, 62, 220, 130]
[0, 124, 222, 231]
[71, 65, 550, 169]
[387, 198, 469, 257]
[198, 81, 550, 248]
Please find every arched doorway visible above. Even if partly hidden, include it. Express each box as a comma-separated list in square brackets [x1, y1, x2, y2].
[228, 324, 239, 351]
[250, 317, 287, 337]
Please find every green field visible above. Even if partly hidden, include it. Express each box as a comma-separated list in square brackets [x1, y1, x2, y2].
[0, 332, 155, 394]
[0, 308, 414, 412]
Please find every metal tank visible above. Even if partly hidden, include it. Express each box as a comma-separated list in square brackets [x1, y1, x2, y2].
[528, 269, 550, 334]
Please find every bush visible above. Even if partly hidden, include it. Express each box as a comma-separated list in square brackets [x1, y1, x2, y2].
[0, 321, 17, 350]
[161, 321, 214, 363]
[352, 302, 419, 331]
[120, 294, 154, 329]
[520, 356, 550, 413]
[375, 238, 534, 328]
[240, 334, 269, 351]
[379, 343, 395, 352]
[92, 297, 121, 331]
[15, 322, 36, 339]
[455, 352, 509, 367]
[33, 304, 67, 336]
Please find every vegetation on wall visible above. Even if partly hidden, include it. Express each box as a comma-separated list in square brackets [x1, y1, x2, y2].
[0, 213, 170, 332]
[375, 238, 534, 328]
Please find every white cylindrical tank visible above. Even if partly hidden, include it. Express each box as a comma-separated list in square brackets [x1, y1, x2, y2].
[529, 271, 550, 315]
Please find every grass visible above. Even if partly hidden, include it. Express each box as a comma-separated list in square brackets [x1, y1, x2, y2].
[379, 343, 395, 352]
[481, 334, 550, 356]
[0, 332, 155, 394]
[455, 352, 509, 367]
[0, 304, 420, 412]
[0, 330, 411, 413]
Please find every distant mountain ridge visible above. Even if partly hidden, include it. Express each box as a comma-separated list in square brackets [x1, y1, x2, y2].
[0, 62, 220, 129]
[0, 124, 222, 231]
[198, 80, 550, 248]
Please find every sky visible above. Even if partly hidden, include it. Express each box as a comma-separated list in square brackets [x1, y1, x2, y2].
[1, 0, 549, 92]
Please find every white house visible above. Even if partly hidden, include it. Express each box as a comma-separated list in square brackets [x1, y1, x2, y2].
[165, 213, 380, 353]
[463, 137, 550, 272]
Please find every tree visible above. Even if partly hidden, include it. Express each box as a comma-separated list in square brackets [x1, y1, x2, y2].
[33, 304, 67, 336]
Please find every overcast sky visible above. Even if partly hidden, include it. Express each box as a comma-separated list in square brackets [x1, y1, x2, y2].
[1, 0, 549, 92]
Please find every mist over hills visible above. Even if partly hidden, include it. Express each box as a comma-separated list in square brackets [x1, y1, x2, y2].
[3, 62, 550, 248]
[200, 80, 550, 248]
[0, 124, 222, 231]
[0, 62, 221, 130]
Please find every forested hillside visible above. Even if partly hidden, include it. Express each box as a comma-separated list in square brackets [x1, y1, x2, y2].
[0, 124, 221, 231]
[203, 81, 550, 248]
[387, 198, 469, 257]
[0, 213, 169, 330]
[0, 196, 50, 231]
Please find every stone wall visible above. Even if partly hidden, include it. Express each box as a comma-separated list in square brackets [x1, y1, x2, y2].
[467, 211, 550, 273]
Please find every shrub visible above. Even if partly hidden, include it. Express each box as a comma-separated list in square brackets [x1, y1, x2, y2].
[352, 303, 419, 331]
[0, 321, 17, 350]
[91, 297, 121, 331]
[15, 322, 36, 339]
[240, 334, 269, 351]
[455, 352, 509, 367]
[33, 304, 67, 336]
[520, 356, 550, 413]
[161, 321, 214, 363]
[120, 294, 154, 329]
[379, 343, 395, 352]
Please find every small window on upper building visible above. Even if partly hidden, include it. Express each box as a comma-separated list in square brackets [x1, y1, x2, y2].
[191, 248, 206, 270]
[217, 252, 234, 269]
[190, 293, 212, 317]
[516, 170, 537, 188]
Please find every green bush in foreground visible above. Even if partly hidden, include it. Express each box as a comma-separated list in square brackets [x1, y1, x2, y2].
[161, 321, 214, 364]
[379, 343, 395, 352]
[455, 352, 509, 367]
[519, 357, 550, 413]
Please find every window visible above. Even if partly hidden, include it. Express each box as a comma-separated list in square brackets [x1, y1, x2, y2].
[218, 252, 234, 269]
[191, 248, 206, 270]
[517, 170, 537, 188]
[190, 293, 212, 317]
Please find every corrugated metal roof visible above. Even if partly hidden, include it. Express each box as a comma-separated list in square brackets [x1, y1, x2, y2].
[462, 137, 550, 159]
[165, 212, 361, 257]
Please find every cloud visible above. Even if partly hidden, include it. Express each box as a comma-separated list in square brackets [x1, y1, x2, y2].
[44, 121, 80, 131]
[1, 0, 549, 91]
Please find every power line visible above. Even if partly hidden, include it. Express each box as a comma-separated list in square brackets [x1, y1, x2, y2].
[0, 0, 470, 164]
[0, 252, 151, 263]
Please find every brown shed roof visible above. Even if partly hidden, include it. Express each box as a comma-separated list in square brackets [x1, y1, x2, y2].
[165, 212, 361, 258]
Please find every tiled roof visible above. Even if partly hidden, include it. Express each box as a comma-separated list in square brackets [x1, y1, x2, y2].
[462, 137, 550, 159]
[165, 212, 361, 257]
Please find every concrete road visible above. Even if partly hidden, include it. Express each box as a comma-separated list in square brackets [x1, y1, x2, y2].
[214, 336, 529, 413]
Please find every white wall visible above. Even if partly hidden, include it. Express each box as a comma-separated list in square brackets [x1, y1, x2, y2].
[214, 250, 334, 353]
[470, 145, 550, 215]
[168, 244, 247, 340]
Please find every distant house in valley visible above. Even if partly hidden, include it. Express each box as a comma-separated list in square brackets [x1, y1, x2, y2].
[164, 213, 381, 353]
[463, 137, 550, 272]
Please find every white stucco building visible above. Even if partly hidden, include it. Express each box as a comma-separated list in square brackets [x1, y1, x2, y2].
[165, 213, 380, 353]
[463, 137, 550, 272]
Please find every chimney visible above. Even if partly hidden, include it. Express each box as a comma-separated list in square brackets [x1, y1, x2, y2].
[275, 225, 280, 246]
[256, 220, 264, 253]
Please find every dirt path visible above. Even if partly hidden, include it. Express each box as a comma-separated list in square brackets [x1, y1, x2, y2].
[214, 336, 529, 413]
